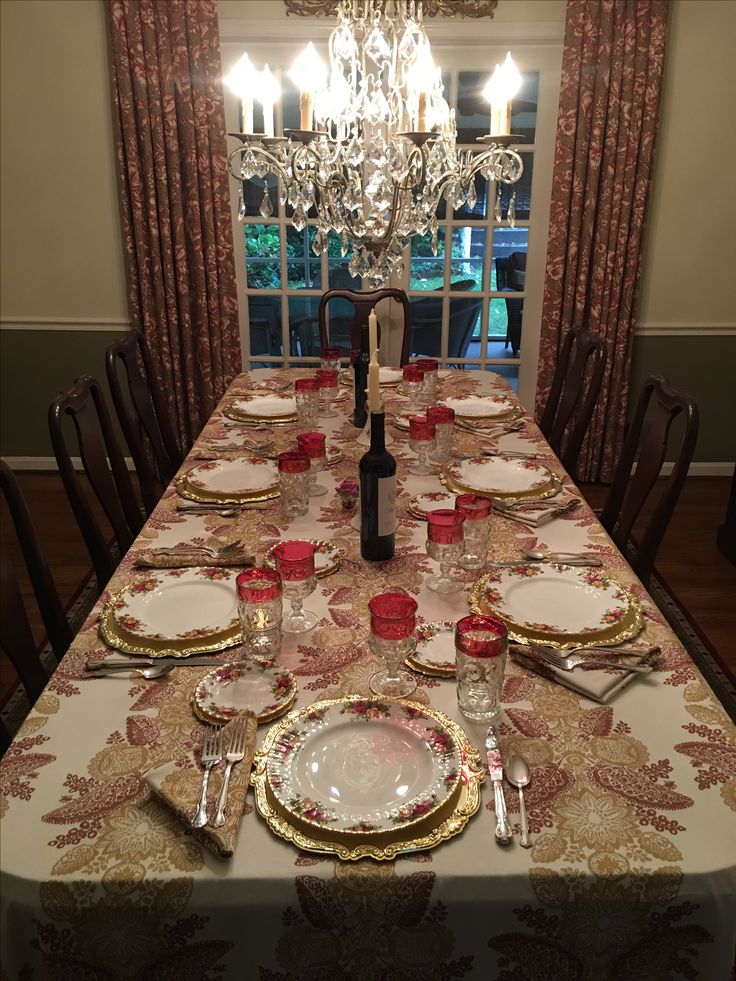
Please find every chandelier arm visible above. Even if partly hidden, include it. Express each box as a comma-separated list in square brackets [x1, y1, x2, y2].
[227, 145, 289, 184]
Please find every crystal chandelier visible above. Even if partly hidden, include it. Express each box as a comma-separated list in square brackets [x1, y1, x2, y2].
[225, 1, 525, 288]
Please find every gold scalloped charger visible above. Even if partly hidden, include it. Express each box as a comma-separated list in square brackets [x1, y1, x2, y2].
[252, 696, 484, 860]
[441, 455, 561, 503]
[176, 457, 280, 504]
[441, 394, 523, 422]
[224, 393, 298, 424]
[99, 568, 242, 657]
[470, 564, 643, 649]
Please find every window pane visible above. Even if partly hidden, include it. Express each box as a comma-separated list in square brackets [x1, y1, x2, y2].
[286, 227, 320, 289]
[409, 296, 443, 358]
[511, 73, 539, 143]
[487, 296, 522, 357]
[453, 173, 489, 220]
[491, 229, 528, 292]
[455, 70, 490, 144]
[245, 224, 281, 289]
[241, 174, 279, 218]
[448, 297, 483, 360]
[495, 152, 533, 221]
[248, 295, 282, 357]
[288, 296, 321, 358]
[327, 232, 361, 290]
[450, 227, 485, 291]
[410, 229, 445, 291]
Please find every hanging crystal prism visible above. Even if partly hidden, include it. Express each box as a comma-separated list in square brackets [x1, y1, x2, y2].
[259, 188, 273, 218]
[494, 183, 503, 222]
[238, 185, 246, 223]
[508, 192, 516, 228]
[466, 179, 477, 212]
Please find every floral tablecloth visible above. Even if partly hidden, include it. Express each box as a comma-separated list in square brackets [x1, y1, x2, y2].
[2, 369, 735, 981]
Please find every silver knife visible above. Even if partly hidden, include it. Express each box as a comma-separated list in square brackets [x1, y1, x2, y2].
[485, 724, 512, 845]
[85, 656, 222, 672]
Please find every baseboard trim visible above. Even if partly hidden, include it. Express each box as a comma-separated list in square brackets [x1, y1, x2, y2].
[2, 456, 135, 472]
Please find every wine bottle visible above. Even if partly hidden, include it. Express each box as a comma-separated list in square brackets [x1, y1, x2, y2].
[359, 411, 396, 562]
[353, 324, 369, 428]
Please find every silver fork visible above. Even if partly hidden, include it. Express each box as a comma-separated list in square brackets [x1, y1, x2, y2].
[192, 725, 223, 828]
[211, 717, 249, 828]
[531, 645, 654, 674]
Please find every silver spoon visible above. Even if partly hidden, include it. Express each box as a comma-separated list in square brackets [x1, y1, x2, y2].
[520, 546, 598, 563]
[506, 755, 532, 848]
[87, 664, 174, 680]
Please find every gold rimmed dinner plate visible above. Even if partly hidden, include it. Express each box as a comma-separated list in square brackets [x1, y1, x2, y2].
[252, 696, 484, 861]
[442, 394, 523, 422]
[224, 393, 298, 425]
[469, 566, 644, 649]
[440, 460, 562, 504]
[176, 457, 280, 504]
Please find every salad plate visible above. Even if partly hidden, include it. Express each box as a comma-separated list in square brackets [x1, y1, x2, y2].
[265, 539, 344, 578]
[442, 456, 560, 502]
[325, 444, 344, 466]
[252, 697, 484, 859]
[379, 367, 403, 386]
[470, 564, 644, 648]
[407, 491, 456, 519]
[99, 568, 242, 656]
[406, 621, 456, 677]
[176, 457, 280, 504]
[320, 387, 351, 403]
[193, 660, 298, 725]
[441, 394, 522, 421]
[224, 393, 297, 424]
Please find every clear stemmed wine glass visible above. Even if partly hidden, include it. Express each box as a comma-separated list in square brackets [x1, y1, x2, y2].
[402, 364, 424, 414]
[236, 568, 283, 661]
[316, 368, 339, 418]
[455, 493, 492, 569]
[296, 431, 328, 496]
[426, 508, 465, 593]
[295, 377, 319, 429]
[408, 415, 436, 475]
[277, 452, 310, 518]
[427, 405, 455, 467]
[272, 540, 318, 633]
[368, 591, 418, 698]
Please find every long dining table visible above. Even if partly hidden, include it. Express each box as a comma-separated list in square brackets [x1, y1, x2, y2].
[1, 367, 735, 981]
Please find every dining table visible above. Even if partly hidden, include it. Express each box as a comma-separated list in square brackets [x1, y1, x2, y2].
[1, 367, 735, 981]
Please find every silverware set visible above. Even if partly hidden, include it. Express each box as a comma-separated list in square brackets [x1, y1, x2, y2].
[192, 720, 249, 829]
[85, 656, 219, 678]
[528, 643, 656, 674]
[486, 725, 534, 848]
[145, 540, 245, 560]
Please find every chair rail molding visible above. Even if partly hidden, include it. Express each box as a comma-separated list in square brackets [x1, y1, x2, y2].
[635, 322, 736, 336]
[0, 317, 132, 332]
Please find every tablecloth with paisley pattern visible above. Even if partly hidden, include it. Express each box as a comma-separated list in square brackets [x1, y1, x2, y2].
[2, 369, 734, 981]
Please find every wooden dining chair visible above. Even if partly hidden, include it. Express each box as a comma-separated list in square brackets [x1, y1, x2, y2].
[1, 462, 73, 750]
[49, 375, 145, 592]
[600, 375, 699, 586]
[106, 329, 183, 516]
[539, 326, 608, 475]
[318, 288, 412, 366]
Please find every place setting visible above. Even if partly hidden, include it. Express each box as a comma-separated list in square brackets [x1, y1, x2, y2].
[441, 455, 563, 504]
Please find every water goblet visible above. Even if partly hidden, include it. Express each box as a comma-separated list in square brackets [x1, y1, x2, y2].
[455, 614, 508, 723]
[402, 364, 424, 413]
[295, 377, 319, 429]
[427, 405, 455, 467]
[320, 347, 342, 373]
[236, 568, 283, 661]
[408, 415, 436, 475]
[455, 493, 492, 569]
[278, 451, 310, 518]
[315, 368, 339, 418]
[415, 358, 439, 407]
[426, 508, 465, 593]
[368, 591, 418, 698]
[296, 431, 328, 497]
[272, 540, 318, 633]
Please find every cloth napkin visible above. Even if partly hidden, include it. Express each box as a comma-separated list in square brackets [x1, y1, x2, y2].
[146, 711, 258, 858]
[133, 547, 255, 569]
[494, 492, 580, 527]
[510, 644, 660, 704]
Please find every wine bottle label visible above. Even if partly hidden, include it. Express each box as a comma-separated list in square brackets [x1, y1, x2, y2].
[377, 474, 396, 537]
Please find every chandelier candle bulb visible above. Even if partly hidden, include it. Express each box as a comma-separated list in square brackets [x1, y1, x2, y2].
[258, 65, 280, 138]
[417, 92, 428, 132]
[289, 43, 327, 131]
[224, 52, 255, 132]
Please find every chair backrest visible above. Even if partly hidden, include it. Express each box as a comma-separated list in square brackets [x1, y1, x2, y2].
[106, 330, 183, 516]
[0, 462, 71, 710]
[48, 375, 144, 591]
[248, 296, 281, 355]
[599, 375, 699, 586]
[539, 326, 608, 474]
[318, 288, 411, 366]
[448, 296, 483, 358]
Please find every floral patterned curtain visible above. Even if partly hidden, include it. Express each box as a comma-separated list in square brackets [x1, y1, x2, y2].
[534, 0, 669, 482]
[107, 0, 241, 447]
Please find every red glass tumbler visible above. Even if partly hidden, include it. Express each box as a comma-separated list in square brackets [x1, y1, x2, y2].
[272, 540, 317, 633]
[278, 451, 310, 518]
[455, 493, 492, 570]
[455, 615, 508, 722]
[427, 405, 455, 466]
[320, 347, 342, 372]
[368, 591, 419, 698]
[408, 415, 436, 475]
[415, 358, 439, 406]
[236, 568, 283, 661]
[426, 509, 465, 593]
[402, 364, 424, 413]
[296, 431, 328, 497]
[315, 368, 339, 418]
[295, 377, 319, 428]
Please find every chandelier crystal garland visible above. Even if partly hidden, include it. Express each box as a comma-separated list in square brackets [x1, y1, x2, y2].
[226, 0, 525, 288]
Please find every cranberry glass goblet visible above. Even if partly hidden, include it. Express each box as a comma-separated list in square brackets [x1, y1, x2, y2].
[426, 508, 465, 593]
[408, 415, 436, 475]
[315, 368, 339, 418]
[272, 540, 318, 633]
[368, 591, 419, 698]
[296, 431, 328, 497]
[236, 568, 283, 661]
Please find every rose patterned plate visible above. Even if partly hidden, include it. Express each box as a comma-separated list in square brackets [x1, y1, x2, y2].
[224, 393, 297, 423]
[177, 457, 279, 503]
[265, 698, 463, 837]
[325, 444, 344, 467]
[379, 367, 403, 386]
[443, 456, 560, 501]
[193, 660, 298, 725]
[320, 387, 351, 403]
[264, 539, 344, 578]
[406, 621, 456, 677]
[100, 568, 242, 656]
[407, 491, 456, 519]
[392, 414, 412, 431]
[472, 564, 640, 640]
[441, 394, 520, 420]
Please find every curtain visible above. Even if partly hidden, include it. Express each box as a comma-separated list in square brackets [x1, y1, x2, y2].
[107, 0, 241, 447]
[534, 0, 669, 482]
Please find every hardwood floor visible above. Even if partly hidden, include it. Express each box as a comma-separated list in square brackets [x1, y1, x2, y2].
[2, 473, 735, 700]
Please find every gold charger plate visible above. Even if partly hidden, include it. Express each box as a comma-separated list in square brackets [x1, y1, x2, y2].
[251, 696, 485, 861]
[175, 467, 280, 505]
[440, 469, 562, 504]
[452, 403, 524, 424]
[223, 405, 297, 425]
[469, 570, 644, 650]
